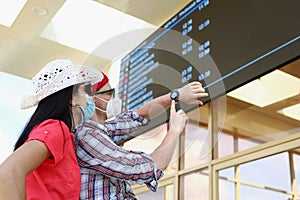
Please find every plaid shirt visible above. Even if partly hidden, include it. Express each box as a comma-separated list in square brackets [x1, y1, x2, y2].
[74, 111, 164, 200]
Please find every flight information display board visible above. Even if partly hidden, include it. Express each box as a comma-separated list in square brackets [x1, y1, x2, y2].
[117, 0, 300, 137]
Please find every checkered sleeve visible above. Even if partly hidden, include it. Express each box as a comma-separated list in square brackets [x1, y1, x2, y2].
[76, 127, 163, 192]
[104, 110, 149, 144]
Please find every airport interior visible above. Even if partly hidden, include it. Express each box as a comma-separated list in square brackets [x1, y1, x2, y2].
[0, 0, 300, 199]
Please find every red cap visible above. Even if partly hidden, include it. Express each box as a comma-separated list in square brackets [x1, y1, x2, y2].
[92, 72, 109, 93]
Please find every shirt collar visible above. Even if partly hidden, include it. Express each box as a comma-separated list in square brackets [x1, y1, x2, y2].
[83, 119, 108, 132]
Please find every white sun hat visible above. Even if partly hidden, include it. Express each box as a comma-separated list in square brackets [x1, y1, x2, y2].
[21, 59, 103, 109]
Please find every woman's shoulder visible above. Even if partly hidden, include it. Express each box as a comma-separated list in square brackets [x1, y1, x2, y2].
[33, 119, 69, 134]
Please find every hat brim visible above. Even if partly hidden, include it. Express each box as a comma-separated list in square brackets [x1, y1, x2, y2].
[21, 65, 103, 109]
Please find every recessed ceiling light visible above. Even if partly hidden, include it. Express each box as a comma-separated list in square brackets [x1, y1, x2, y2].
[278, 103, 300, 121]
[228, 70, 300, 107]
[32, 6, 48, 16]
[0, 0, 27, 27]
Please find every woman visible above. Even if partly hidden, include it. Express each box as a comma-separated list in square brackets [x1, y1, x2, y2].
[0, 59, 103, 200]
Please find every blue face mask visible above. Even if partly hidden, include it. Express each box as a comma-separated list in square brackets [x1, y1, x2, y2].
[78, 95, 95, 122]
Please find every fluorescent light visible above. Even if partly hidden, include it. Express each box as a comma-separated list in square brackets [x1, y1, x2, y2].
[40, 0, 156, 59]
[228, 70, 300, 107]
[0, 0, 27, 27]
[278, 104, 300, 121]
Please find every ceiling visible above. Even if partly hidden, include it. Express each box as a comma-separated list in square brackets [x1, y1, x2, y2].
[0, 0, 298, 80]
[0, 0, 193, 79]
[1, 0, 300, 135]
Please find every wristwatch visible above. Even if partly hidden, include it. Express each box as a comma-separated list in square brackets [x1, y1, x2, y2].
[170, 89, 179, 101]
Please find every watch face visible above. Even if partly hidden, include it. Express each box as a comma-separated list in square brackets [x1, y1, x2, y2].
[170, 90, 179, 100]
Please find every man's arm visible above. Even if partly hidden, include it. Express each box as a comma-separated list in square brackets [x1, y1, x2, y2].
[135, 81, 208, 119]
[76, 129, 163, 190]
[150, 100, 188, 170]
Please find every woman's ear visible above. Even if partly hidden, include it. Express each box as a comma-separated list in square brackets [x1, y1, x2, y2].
[69, 99, 76, 106]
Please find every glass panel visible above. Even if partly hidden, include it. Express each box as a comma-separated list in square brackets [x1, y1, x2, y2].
[123, 124, 177, 175]
[238, 137, 259, 152]
[217, 133, 234, 158]
[165, 185, 174, 200]
[0, 72, 35, 164]
[240, 153, 291, 191]
[219, 179, 235, 200]
[240, 184, 291, 200]
[181, 123, 209, 169]
[221, 61, 300, 155]
[180, 169, 209, 200]
[219, 167, 234, 179]
[293, 150, 300, 194]
[123, 124, 168, 154]
[136, 186, 166, 200]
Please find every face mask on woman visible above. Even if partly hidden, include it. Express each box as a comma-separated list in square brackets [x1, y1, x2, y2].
[73, 94, 96, 122]
[94, 95, 122, 119]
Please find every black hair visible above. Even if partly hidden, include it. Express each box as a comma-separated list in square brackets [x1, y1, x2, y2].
[14, 84, 80, 151]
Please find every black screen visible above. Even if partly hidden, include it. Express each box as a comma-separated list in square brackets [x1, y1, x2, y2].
[117, 0, 300, 138]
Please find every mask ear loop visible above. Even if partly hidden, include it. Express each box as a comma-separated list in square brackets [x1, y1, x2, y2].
[94, 95, 109, 103]
[71, 92, 90, 124]
[78, 107, 85, 124]
[71, 102, 85, 124]
[93, 95, 108, 113]
[95, 107, 106, 113]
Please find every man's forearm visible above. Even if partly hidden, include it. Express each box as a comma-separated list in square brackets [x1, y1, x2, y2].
[150, 129, 179, 170]
[135, 93, 171, 119]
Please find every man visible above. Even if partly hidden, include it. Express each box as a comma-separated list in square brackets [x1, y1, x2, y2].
[74, 72, 208, 199]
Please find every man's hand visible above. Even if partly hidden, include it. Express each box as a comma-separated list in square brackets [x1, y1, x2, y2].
[169, 100, 188, 133]
[178, 81, 208, 105]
